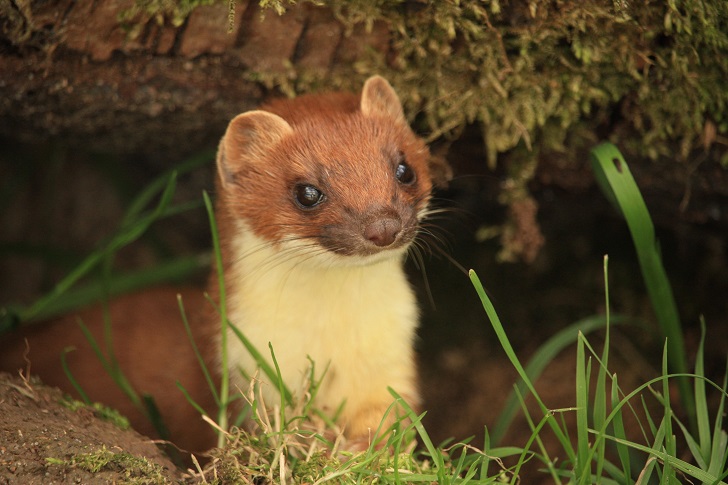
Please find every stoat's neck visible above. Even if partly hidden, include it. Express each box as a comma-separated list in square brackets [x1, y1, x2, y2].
[220, 222, 418, 402]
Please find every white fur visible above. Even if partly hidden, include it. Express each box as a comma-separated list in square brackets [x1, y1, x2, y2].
[222, 223, 419, 434]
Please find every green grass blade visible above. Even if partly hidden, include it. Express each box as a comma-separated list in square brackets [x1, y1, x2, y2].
[590, 142, 694, 427]
[120, 150, 211, 226]
[583, 367, 715, 484]
[13, 255, 208, 324]
[652, 415, 667, 483]
[469, 269, 575, 464]
[141, 394, 170, 441]
[593, 255, 611, 481]
[76, 319, 140, 408]
[388, 388, 445, 475]
[661, 341, 676, 483]
[452, 443, 469, 481]
[708, 368, 728, 483]
[610, 373, 631, 482]
[60, 347, 91, 404]
[176, 381, 209, 416]
[674, 412, 708, 470]
[642, 393, 658, 439]
[100, 255, 118, 373]
[695, 318, 712, 464]
[511, 389, 560, 483]
[598, 460, 629, 485]
[480, 428, 491, 481]
[575, 333, 590, 483]
[76, 317, 175, 442]
[203, 190, 230, 446]
[106, 171, 178, 252]
[300, 358, 329, 419]
[11, 171, 189, 448]
[225, 319, 293, 405]
[490, 313, 626, 445]
[1, 153, 208, 331]
[268, 342, 288, 432]
[177, 294, 220, 406]
[14, 250, 105, 324]
[12, 172, 179, 325]
[606, 433, 727, 484]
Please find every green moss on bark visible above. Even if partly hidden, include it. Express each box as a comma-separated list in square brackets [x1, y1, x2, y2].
[132, 1, 726, 169]
[252, 1, 726, 164]
[129, 0, 727, 260]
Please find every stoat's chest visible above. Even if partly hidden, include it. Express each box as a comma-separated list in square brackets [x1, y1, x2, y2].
[222, 229, 418, 398]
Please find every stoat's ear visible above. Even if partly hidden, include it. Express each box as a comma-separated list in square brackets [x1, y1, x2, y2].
[360, 76, 406, 124]
[217, 110, 293, 187]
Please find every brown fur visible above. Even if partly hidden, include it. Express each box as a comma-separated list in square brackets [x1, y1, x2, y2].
[216, 86, 432, 255]
[0, 287, 218, 453]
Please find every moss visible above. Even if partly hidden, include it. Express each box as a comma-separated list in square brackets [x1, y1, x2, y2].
[345, 1, 725, 163]
[120, 0, 218, 28]
[0, 0, 34, 45]
[248, 0, 728, 259]
[46, 446, 168, 484]
[126, 0, 727, 167]
[125, 0, 727, 259]
[60, 396, 131, 430]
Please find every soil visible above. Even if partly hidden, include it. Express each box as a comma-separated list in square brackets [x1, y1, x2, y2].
[0, 372, 179, 484]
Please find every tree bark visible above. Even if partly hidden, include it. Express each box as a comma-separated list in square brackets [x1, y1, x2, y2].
[0, 0, 389, 163]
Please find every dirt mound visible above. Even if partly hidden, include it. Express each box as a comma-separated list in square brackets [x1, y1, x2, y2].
[0, 372, 179, 484]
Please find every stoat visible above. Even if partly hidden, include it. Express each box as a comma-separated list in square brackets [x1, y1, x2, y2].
[0, 76, 444, 451]
[213, 75, 436, 439]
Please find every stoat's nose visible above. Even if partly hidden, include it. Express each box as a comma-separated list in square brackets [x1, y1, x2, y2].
[364, 216, 402, 247]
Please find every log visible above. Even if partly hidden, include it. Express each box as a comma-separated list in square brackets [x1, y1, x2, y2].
[0, 0, 389, 162]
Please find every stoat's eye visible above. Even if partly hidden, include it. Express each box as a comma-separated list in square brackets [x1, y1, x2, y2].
[294, 184, 325, 209]
[395, 158, 416, 185]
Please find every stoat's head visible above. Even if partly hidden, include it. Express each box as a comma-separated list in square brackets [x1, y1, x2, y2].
[216, 76, 444, 266]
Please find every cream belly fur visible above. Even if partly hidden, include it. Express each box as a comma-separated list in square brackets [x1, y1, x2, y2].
[223, 227, 419, 436]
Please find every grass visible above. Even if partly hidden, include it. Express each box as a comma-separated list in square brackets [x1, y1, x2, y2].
[190, 375, 521, 484]
[470, 262, 727, 484]
[0, 149, 213, 332]
[3, 143, 727, 483]
[187, 142, 728, 483]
